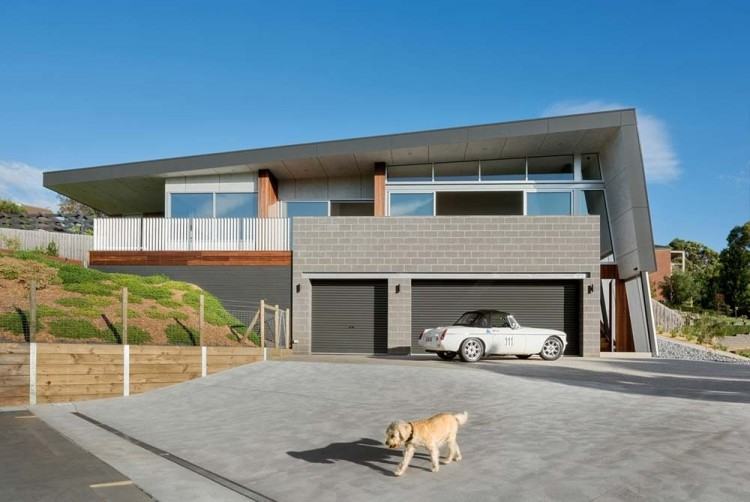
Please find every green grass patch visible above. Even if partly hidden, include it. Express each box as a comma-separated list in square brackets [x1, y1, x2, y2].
[55, 296, 112, 309]
[11, 250, 65, 269]
[109, 324, 151, 344]
[165, 323, 197, 346]
[0, 311, 28, 335]
[182, 289, 241, 326]
[164, 280, 195, 292]
[63, 282, 117, 297]
[48, 318, 108, 341]
[156, 297, 180, 308]
[145, 307, 187, 321]
[37, 305, 66, 318]
[57, 264, 108, 284]
[108, 273, 174, 301]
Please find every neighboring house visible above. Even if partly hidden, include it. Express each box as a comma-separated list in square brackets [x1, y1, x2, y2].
[650, 245, 687, 301]
[43, 109, 658, 356]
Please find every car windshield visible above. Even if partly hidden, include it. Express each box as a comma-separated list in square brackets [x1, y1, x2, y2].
[453, 312, 489, 327]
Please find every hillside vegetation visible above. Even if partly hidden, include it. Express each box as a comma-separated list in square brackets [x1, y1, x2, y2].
[0, 251, 257, 346]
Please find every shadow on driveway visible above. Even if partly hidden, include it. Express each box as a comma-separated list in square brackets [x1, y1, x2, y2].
[474, 359, 750, 404]
[287, 437, 431, 476]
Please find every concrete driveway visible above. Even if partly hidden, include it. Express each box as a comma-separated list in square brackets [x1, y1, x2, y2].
[35, 356, 750, 502]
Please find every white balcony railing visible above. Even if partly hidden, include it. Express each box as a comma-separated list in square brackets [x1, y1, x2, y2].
[93, 218, 291, 251]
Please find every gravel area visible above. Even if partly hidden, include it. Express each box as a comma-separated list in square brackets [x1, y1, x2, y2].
[657, 336, 750, 364]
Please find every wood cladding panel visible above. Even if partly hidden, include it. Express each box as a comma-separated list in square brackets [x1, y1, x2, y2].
[374, 163, 386, 217]
[90, 251, 292, 266]
[0, 344, 29, 405]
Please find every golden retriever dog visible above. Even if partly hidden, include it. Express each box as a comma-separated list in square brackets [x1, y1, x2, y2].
[385, 411, 468, 476]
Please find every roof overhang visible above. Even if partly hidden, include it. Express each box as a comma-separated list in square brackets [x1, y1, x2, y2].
[44, 110, 633, 214]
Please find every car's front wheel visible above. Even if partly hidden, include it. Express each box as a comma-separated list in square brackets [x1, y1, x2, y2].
[459, 338, 484, 363]
[540, 336, 564, 361]
[437, 351, 457, 361]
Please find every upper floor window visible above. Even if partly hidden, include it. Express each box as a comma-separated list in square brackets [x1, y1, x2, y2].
[527, 155, 574, 181]
[526, 192, 572, 215]
[170, 192, 257, 218]
[215, 193, 258, 218]
[387, 164, 432, 182]
[285, 201, 329, 218]
[170, 193, 213, 218]
[389, 193, 434, 216]
[581, 154, 602, 180]
[480, 158, 526, 181]
[434, 161, 479, 182]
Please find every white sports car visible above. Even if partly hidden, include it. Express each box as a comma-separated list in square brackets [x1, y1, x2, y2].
[418, 310, 567, 362]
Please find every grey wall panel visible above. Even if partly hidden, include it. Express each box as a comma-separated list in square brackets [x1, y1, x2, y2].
[411, 280, 581, 355]
[93, 265, 291, 312]
[311, 280, 388, 353]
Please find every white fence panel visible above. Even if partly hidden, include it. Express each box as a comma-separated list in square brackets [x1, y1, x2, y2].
[0, 227, 92, 265]
[93, 217, 290, 252]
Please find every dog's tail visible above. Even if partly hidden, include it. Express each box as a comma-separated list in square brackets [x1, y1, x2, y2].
[454, 411, 468, 426]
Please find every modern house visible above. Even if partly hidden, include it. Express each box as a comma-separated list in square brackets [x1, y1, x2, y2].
[43, 109, 658, 356]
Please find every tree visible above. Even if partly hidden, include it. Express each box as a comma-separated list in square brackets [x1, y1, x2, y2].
[668, 238, 721, 309]
[719, 221, 750, 316]
[661, 270, 700, 307]
[0, 199, 27, 214]
[57, 196, 99, 217]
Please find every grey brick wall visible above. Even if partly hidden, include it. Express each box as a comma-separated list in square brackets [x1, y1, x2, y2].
[292, 216, 600, 356]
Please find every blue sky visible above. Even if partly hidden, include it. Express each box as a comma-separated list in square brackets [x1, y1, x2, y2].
[0, 0, 747, 250]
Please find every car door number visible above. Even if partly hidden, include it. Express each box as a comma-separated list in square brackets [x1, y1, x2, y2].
[504, 336, 514, 347]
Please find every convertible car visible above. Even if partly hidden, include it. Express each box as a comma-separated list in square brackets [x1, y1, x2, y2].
[418, 309, 567, 362]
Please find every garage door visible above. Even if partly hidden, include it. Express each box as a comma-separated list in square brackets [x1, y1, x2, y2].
[411, 280, 581, 355]
[311, 280, 388, 353]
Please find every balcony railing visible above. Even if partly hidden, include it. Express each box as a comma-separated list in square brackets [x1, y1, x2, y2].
[93, 218, 291, 251]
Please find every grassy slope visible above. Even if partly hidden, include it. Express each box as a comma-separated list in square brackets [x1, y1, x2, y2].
[0, 251, 258, 346]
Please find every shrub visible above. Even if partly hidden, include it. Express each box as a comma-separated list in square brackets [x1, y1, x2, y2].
[46, 241, 58, 257]
[0, 199, 26, 214]
[48, 318, 106, 340]
[165, 323, 197, 346]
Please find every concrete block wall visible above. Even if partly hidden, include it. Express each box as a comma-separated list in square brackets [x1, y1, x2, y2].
[292, 216, 601, 356]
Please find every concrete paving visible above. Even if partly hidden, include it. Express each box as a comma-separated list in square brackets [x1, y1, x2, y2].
[34, 356, 750, 502]
[0, 410, 152, 501]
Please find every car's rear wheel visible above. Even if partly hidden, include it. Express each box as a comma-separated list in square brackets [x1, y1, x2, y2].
[516, 354, 532, 359]
[437, 351, 457, 361]
[459, 338, 484, 363]
[540, 336, 564, 361]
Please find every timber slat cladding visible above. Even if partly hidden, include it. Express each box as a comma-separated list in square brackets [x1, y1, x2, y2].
[89, 250, 292, 266]
[0, 343, 30, 405]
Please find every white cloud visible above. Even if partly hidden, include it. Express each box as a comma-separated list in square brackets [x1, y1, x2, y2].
[0, 160, 60, 210]
[544, 100, 681, 183]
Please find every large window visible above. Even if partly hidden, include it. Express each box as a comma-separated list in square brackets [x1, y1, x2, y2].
[527, 155, 574, 181]
[330, 201, 374, 216]
[526, 192, 572, 215]
[170, 193, 214, 218]
[215, 193, 258, 218]
[434, 161, 479, 182]
[389, 193, 434, 216]
[577, 190, 613, 257]
[170, 192, 258, 218]
[285, 201, 329, 218]
[481, 158, 525, 181]
[436, 191, 523, 215]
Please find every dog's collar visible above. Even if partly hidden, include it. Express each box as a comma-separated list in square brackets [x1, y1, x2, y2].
[406, 422, 415, 443]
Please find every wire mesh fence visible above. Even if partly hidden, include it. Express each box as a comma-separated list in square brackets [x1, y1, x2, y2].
[0, 286, 289, 349]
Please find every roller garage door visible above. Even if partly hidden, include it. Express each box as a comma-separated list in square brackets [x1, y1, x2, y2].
[311, 280, 388, 353]
[411, 280, 581, 355]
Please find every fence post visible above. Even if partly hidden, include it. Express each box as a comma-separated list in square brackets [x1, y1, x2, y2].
[259, 299, 265, 350]
[121, 287, 128, 345]
[274, 305, 280, 350]
[198, 294, 205, 347]
[285, 307, 291, 349]
[28, 280, 37, 342]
